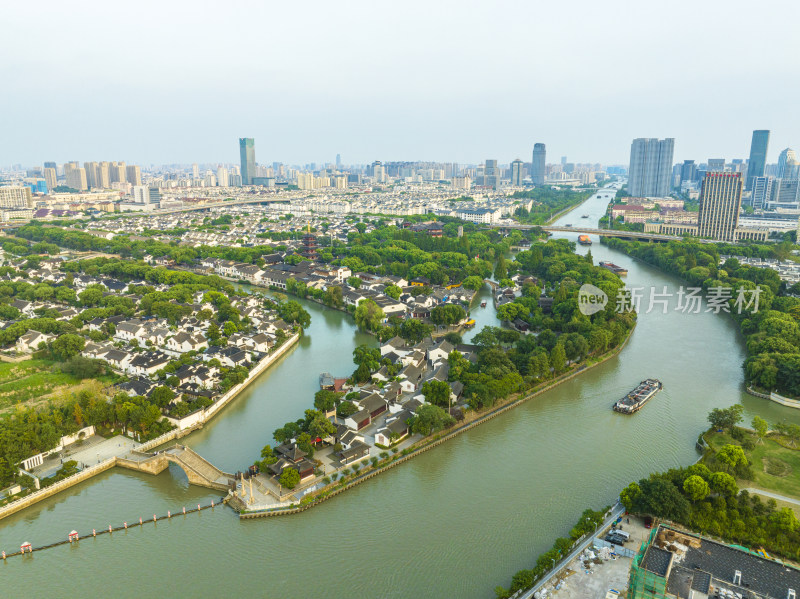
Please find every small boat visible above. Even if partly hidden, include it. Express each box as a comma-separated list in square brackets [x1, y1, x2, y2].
[599, 261, 628, 276]
[463, 319, 476, 328]
[613, 379, 662, 413]
[581, 214, 590, 218]
[578, 235, 592, 246]
[480, 301, 487, 308]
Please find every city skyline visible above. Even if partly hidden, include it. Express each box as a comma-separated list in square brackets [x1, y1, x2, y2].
[2, 0, 799, 166]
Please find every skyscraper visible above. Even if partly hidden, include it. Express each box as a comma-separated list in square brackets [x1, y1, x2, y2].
[239, 138, 255, 185]
[510, 159, 524, 186]
[697, 172, 743, 241]
[627, 138, 674, 197]
[679, 160, 696, 186]
[707, 159, 725, 172]
[336, 154, 342, 168]
[43, 167, 57, 192]
[484, 159, 500, 189]
[750, 176, 773, 211]
[531, 143, 546, 185]
[64, 162, 88, 191]
[192, 163, 199, 179]
[745, 130, 770, 191]
[777, 148, 796, 178]
[216, 166, 229, 187]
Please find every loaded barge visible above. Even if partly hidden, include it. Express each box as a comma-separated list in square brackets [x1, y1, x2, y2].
[599, 261, 628, 276]
[578, 235, 592, 245]
[613, 379, 662, 414]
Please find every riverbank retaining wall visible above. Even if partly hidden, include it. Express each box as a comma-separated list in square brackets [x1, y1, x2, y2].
[0, 458, 116, 522]
[746, 386, 800, 410]
[239, 323, 635, 519]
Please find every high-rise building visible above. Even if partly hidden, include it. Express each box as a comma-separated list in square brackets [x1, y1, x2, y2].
[745, 130, 770, 191]
[43, 161, 57, 175]
[43, 167, 57, 192]
[126, 165, 142, 186]
[750, 176, 773, 211]
[707, 158, 726, 172]
[484, 159, 500, 189]
[216, 166, 229, 187]
[679, 160, 696, 186]
[109, 162, 126, 184]
[627, 138, 674, 197]
[64, 162, 88, 191]
[510, 159, 524, 186]
[132, 185, 150, 204]
[192, 163, 199, 179]
[771, 178, 800, 207]
[561, 156, 567, 166]
[335, 154, 342, 168]
[97, 162, 110, 188]
[84, 162, 99, 188]
[0, 186, 34, 208]
[239, 138, 255, 185]
[697, 172, 742, 241]
[777, 148, 797, 178]
[531, 143, 546, 185]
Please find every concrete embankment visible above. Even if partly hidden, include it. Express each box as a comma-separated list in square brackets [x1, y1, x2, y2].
[0, 334, 299, 522]
[238, 324, 635, 519]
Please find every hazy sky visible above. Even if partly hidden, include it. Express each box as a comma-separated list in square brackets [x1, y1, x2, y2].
[3, 0, 799, 167]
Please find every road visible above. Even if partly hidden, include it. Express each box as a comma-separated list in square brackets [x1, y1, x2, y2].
[743, 488, 800, 507]
[516, 503, 626, 599]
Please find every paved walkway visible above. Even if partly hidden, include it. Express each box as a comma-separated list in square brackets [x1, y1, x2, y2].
[32, 435, 139, 478]
[743, 488, 800, 507]
[518, 503, 626, 599]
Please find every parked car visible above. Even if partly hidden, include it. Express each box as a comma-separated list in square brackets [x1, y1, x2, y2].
[643, 516, 654, 529]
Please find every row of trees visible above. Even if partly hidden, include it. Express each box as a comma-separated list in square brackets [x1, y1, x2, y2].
[603, 238, 800, 397]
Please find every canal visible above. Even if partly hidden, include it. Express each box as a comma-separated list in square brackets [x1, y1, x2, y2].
[2, 187, 799, 598]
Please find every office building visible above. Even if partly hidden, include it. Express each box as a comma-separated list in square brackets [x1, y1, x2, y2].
[132, 185, 150, 204]
[771, 178, 800, 208]
[697, 172, 742, 241]
[126, 165, 142, 186]
[484, 159, 500, 189]
[43, 167, 57, 191]
[777, 148, 797, 178]
[746, 129, 770, 190]
[531, 143, 546, 185]
[510, 159, 524, 186]
[628, 138, 674, 197]
[0, 186, 34, 208]
[239, 138, 256, 185]
[707, 158, 725, 172]
[561, 156, 567, 166]
[192, 163, 199, 179]
[216, 166, 229, 187]
[750, 176, 773, 211]
[335, 154, 341, 168]
[679, 160, 696, 186]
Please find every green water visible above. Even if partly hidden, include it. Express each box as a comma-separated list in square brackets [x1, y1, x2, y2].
[1, 190, 798, 598]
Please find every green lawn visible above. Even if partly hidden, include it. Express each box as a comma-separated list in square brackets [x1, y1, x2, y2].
[0, 359, 111, 412]
[704, 429, 800, 499]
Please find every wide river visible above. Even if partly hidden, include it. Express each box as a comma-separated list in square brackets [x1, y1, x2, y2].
[3, 189, 799, 597]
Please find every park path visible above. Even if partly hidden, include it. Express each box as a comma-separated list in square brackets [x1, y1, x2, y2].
[743, 487, 800, 507]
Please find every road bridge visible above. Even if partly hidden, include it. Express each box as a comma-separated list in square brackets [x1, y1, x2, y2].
[497, 224, 716, 244]
[117, 444, 235, 492]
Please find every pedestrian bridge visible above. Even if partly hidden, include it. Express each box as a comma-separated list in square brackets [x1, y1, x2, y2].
[117, 444, 235, 492]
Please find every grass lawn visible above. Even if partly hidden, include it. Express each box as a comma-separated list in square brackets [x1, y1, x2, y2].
[704, 429, 800, 500]
[0, 359, 113, 414]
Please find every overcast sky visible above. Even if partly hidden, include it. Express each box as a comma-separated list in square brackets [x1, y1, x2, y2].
[3, 0, 798, 168]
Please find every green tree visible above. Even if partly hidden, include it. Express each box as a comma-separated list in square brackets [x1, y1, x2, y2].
[78, 287, 103, 307]
[421, 380, 451, 409]
[752, 416, 768, 444]
[550, 343, 566, 376]
[494, 255, 508, 280]
[707, 404, 744, 431]
[716, 444, 748, 469]
[50, 333, 85, 361]
[354, 299, 384, 332]
[634, 478, 690, 521]
[347, 276, 362, 288]
[277, 300, 311, 328]
[461, 276, 484, 290]
[683, 474, 710, 502]
[620, 481, 641, 511]
[314, 389, 339, 412]
[399, 318, 432, 343]
[385, 285, 402, 300]
[411, 404, 455, 436]
[279, 467, 301, 489]
[708, 471, 738, 497]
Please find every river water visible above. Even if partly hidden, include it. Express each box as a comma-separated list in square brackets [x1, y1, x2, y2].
[2, 188, 799, 598]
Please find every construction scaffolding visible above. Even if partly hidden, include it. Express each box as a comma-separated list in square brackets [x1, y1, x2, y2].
[627, 529, 668, 599]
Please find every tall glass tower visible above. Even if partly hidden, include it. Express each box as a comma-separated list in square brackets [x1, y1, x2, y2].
[239, 138, 255, 185]
[531, 143, 546, 185]
[745, 130, 769, 191]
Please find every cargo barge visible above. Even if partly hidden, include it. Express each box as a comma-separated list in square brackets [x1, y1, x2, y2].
[613, 379, 662, 414]
[599, 261, 628, 276]
[578, 235, 592, 245]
